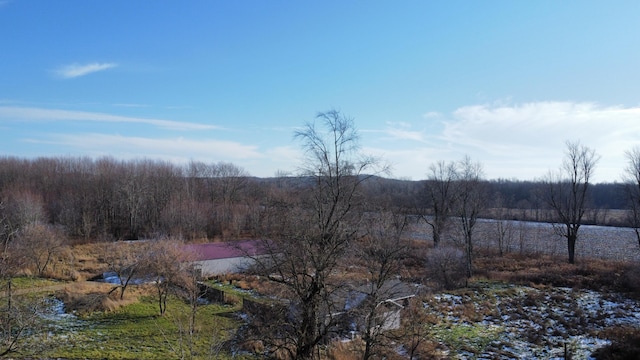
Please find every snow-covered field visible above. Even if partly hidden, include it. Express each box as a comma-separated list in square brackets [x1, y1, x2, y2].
[409, 219, 640, 262]
[425, 283, 640, 359]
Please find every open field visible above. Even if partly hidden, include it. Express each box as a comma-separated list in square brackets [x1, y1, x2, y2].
[408, 219, 640, 262]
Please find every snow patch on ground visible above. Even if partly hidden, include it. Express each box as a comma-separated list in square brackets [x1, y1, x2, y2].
[426, 284, 640, 359]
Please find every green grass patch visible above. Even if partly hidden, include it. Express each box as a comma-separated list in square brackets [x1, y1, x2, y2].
[20, 295, 250, 360]
[430, 323, 502, 356]
[204, 280, 252, 298]
[2, 276, 64, 290]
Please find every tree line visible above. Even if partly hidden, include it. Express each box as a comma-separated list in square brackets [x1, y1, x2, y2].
[0, 154, 634, 245]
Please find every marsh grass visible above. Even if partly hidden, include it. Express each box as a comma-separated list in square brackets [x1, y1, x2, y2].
[474, 251, 638, 295]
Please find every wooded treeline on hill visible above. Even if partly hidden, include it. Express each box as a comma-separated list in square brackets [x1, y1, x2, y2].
[0, 156, 630, 242]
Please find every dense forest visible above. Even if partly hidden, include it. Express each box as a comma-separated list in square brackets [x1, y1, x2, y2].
[0, 155, 631, 242]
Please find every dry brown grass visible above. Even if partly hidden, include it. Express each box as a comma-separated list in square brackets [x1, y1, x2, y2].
[474, 251, 639, 295]
[325, 339, 364, 360]
[592, 326, 640, 359]
[67, 243, 110, 280]
[55, 281, 142, 315]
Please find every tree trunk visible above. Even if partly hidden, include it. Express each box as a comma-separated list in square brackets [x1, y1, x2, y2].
[432, 227, 440, 247]
[567, 234, 576, 264]
[296, 305, 317, 360]
[465, 230, 473, 278]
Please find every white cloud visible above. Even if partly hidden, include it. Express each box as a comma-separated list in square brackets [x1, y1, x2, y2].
[362, 146, 446, 180]
[385, 128, 425, 142]
[55, 62, 117, 79]
[366, 122, 427, 143]
[437, 101, 640, 182]
[444, 101, 640, 152]
[0, 106, 217, 131]
[423, 111, 442, 119]
[365, 101, 640, 182]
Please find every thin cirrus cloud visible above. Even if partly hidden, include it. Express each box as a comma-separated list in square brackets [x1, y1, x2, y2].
[363, 122, 426, 143]
[27, 133, 301, 177]
[384, 127, 426, 142]
[25, 133, 265, 161]
[0, 106, 217, 131]
[54, 62, 117, 79]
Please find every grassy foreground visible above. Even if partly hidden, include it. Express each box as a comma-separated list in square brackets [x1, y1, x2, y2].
[21, 293, 247, 360]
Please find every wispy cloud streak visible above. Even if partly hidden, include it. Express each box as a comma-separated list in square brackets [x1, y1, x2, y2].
[0, 106, 217, 131]
[55, 62, 117, 78]
[24, 133, 263, 160]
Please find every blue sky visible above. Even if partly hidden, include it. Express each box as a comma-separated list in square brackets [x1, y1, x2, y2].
[1, 1, 639, 182]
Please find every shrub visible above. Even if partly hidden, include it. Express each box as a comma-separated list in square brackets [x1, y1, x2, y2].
[426, 246, 467, 290]
[619, 264, 640, 295]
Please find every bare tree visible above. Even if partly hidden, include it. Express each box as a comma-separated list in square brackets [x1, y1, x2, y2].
[419, 161, 458, 247]
[14, 223, 65, 277]
[0, 202, 15, 254]
[0, 292, 46, 357]
[101, 241, 150, 300]
[455, 156, 485, 278]
[0, 187, 46, 252]
[164, 260, 203, 360]
[391, 297, 432, 360]
[356, 212, 409, 360]
[545, 141, 599, 264]
[146, 239, 187, 316]
[0, 231, 47, 357]
[623, 146, 640, 248]
[212, 162, 249, 235]
[160, 195, 210, 240]
[119, 163, 149, 239]
[492, 194, 514, 256]
[251, 110, 384, 359]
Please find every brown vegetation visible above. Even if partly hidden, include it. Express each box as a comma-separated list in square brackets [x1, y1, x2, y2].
[54, 281, 143, 315]
[474, 250, 640, 296]
[592, 326, 640, 360]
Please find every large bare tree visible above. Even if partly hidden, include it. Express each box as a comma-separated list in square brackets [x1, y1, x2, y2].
[251, 110, 384, 359]
[545, 141, 599, 264]
[455, 156, 485, 278]
[622, 146, 640, 249]
[419, 161, 458, 247]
